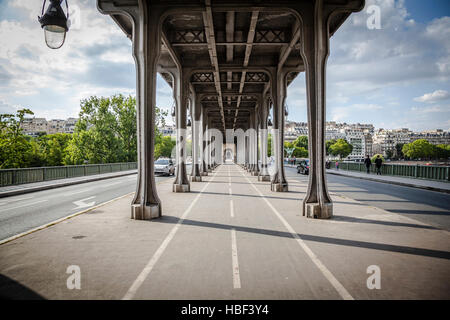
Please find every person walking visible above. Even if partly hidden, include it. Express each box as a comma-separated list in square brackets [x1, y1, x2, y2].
[364, 155, 372, 174]
[335, 161, 339, 170]
[374, 155, 383, 175]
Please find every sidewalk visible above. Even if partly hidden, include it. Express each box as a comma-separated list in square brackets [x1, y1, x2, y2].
[327, 169, 450, 193]
[0, 164, 448, 299]
[0, 170, 137, 198]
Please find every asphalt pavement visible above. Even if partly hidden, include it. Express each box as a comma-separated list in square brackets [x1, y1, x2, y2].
[285, 167, 450, 231]
[1, 164, 449, 243]
[0, 173, 172, 242]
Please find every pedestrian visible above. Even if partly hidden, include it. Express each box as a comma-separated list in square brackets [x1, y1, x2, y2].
[374, 155, 383, 175]
[364, 155, 372, 174]
[335, 161, 339, 170]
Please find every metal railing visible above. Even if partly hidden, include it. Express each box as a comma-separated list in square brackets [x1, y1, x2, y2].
[336, 162, 450, 182]
[0, 162, 137, 187]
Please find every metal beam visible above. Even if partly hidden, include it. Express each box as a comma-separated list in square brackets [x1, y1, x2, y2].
[202, 0, 225, 131]
[233, 10, 259, 129]
[278, 20, 300, 71]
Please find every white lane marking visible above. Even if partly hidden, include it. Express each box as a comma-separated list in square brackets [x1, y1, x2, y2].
[231, 228, 241, 289]
[63, 188, 93, 197]
[0, 192, 135, 246]
[0, 200, 48, 213]
[242, 172, 354, 300]
[123, 170, 219, 300]
[0, 196, 35, 206]
[230, 199, 234, 218]
[102, 181, 124, 187]
[73, 196, 96, 210]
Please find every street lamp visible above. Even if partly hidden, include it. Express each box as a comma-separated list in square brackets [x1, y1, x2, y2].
[38, 0, 69, 49]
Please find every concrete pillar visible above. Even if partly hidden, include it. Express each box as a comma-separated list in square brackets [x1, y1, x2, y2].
[300, 0, 332, 218]
[251, 109, 260, 176]
[125, 5, 162, 220]
[200, 106, 208, 176]
[270, 69, 288, 192]
[258, 95, 270, 181]
[190, 94, 202, 182]
[206, 118, 212, 171]
[173, 70, 190, 193]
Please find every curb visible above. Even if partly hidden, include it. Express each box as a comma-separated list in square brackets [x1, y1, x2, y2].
[0, 177, 174, 246]
[327, 171, 450, 194]
[0, 170, 137, 198]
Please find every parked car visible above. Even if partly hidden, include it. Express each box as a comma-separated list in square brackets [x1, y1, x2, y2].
[154, 158, 175, 176]
[297, 159, 310, 175]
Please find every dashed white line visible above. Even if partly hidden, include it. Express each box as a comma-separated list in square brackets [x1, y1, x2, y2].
[0, 196, 34, 205]
[0, 200, 48, 213]
[63, 188, 93, 197]
[231, 228, 241, 289]
[122, 170, 219, 300]
[242, 170, 354, 300]
[230, 199, 234, 218]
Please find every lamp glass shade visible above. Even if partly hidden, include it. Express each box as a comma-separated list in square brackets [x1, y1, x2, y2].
[44, 25, 66, 49]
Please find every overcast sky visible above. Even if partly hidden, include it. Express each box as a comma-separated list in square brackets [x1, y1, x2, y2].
[0, 0, 449, 131]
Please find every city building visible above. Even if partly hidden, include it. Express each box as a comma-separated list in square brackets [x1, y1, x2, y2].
[20, 117, 79, 136]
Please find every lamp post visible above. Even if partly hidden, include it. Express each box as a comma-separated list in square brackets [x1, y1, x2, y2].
[38, 0, 69, 49]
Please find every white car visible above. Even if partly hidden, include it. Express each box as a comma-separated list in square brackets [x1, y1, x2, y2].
[154, 158, 175, 176]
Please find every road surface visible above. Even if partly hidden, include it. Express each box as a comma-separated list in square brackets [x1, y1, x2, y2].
[1, 165, 449, 242]
[285, 167, 450, 231]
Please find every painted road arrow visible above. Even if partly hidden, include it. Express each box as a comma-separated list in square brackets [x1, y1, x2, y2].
[73, 196, 96, 210]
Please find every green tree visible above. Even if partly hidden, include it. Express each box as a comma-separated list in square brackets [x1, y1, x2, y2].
[39, 133, 72, 166]
[402, 139, 434, 160]
[268, 134, 272, 157]
[385, 149, 394, 159]
[329, 139, 353, 160]
[293, 135, 308, 149]
[371, 154, 385, 163]
[293, 146, 308, 158]
[0, 108, 34, 168]
[395, 143, 405, 159]
[326, 139, 337, 156]
[155, 136, 176, 159]
[432, 144, 450, 159]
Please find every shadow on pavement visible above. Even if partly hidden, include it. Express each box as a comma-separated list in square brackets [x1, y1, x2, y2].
[0, 274, 45, 300]
[152, 216, 450, 260]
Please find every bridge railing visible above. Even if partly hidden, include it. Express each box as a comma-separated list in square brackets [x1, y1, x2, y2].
[0, 162, 137, 187]
[336, 162, 450, 182]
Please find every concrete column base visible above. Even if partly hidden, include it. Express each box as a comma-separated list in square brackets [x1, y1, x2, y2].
[190, 176, 202, 182]
[251, 171, 259, 176]
[173, 184, 190, 193]
[303, 202, 333, 219]
[131, 203, 160, 220]
[271, 183, 288, 192]
[258, 175, 271, 181]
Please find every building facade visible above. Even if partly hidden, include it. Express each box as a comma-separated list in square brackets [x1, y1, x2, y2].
[20, 117, 79, 136]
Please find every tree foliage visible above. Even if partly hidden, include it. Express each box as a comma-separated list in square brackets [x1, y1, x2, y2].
[0, 95, 173, 169]
[0, 108, 34, 168]
[329, 139, 353, 159]
[371, 154, 385, 163]
[402, 139, 434, 160]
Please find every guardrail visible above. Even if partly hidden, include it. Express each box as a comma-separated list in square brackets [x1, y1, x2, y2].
[336, 162, 450, 182]
[0, 162, 137, 187]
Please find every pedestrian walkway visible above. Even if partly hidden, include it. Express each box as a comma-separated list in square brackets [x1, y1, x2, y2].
[327, 169, 450, 193]
[0, 170, 137, 198]
[0, 164, 449, 299]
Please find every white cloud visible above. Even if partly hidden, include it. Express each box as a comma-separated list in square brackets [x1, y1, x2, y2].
[413, 90, 450, 103]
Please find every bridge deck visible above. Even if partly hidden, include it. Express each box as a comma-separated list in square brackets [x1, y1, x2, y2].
[0, 164, 449, 299]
